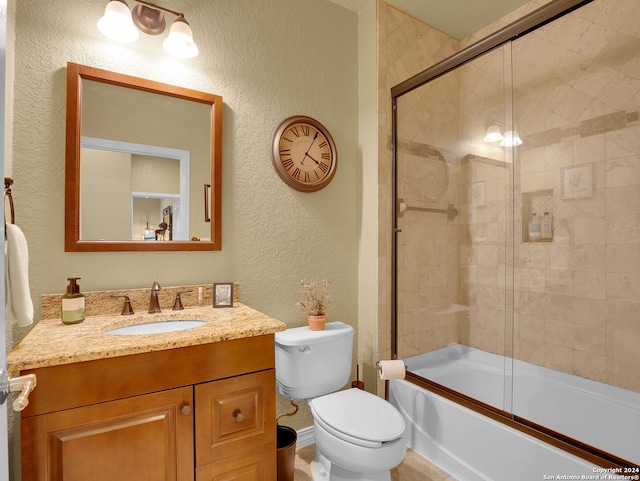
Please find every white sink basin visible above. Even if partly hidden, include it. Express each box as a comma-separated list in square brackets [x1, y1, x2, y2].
[107, 320, 206, 335]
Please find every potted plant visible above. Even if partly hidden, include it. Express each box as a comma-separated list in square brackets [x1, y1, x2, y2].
[297, 279, 331, 331]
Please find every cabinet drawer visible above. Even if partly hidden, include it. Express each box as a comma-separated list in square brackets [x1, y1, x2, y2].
[195, 369, 275, 466]
[21, 335, 275, 417]
[195, 443, 275, 481]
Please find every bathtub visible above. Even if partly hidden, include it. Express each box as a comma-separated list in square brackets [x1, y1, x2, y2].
[389, 345, 640, 480]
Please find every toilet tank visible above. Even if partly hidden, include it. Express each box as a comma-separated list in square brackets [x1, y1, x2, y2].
[275, 321, 354, 400]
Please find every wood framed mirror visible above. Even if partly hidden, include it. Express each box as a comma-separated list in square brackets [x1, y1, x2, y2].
[65, 62, 222, 252]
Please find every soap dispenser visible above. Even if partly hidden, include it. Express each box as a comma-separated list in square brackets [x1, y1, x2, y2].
[61, 277, 86, 325]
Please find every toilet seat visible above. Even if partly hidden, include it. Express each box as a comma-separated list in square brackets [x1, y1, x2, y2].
[309, 388, 405, 449]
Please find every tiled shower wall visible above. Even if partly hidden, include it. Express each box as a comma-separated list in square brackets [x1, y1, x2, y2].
[510, 0, 640, 391]
[382, 0, 640, 393]
[514, 122, 640, 392]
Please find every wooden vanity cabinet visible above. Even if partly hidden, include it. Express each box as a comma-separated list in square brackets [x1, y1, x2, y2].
[20, 335, 276, 481]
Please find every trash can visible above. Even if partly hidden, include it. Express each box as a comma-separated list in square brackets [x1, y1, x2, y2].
[276, 425, 297, 481]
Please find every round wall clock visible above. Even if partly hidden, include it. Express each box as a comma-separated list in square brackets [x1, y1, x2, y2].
[272, 115, 338, 192]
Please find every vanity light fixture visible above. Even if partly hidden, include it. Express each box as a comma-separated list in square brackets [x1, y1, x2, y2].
[97, 0, 199, 59]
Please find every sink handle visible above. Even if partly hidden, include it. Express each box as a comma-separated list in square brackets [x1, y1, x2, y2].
[172, 290, 193, 311]
[111, 295, 134, 315]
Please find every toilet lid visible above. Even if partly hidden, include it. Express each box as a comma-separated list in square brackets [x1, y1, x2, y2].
[310, 388, 405, 448]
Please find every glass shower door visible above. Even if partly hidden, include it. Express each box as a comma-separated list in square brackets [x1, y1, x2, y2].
[395, 42, 515, 413]
[510, 0, 640, 464]
[394, 0, 640, 465]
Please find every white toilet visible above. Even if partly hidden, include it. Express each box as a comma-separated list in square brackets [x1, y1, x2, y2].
[275, 321, 406, 481]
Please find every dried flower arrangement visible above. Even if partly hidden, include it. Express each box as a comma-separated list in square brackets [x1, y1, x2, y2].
[297, 279, 331, 317]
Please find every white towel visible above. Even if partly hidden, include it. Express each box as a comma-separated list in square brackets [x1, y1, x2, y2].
[6, 223, 34, 327]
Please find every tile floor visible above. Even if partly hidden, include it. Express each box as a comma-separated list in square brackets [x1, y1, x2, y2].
[292, 444, 457, 481]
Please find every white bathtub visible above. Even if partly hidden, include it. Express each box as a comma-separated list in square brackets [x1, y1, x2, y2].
[389, 345, 640, 480]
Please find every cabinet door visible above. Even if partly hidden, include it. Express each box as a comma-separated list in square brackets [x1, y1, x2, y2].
[195, 444, 275, 481]
[21, 387, 194, 481]
[195, 369, 275, 466]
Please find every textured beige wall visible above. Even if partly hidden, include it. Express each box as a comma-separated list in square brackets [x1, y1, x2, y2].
[6, 0, 360, 477]
[8, 0, 359, 327]
[357, 1, 380, 396]
[80, 148, 132, 240]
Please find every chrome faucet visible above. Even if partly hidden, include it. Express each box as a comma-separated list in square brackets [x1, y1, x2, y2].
[148, 281, 162, 313]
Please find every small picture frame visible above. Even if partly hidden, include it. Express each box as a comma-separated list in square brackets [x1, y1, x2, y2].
[213, 282, 233, 308]
[562, 164, 593, 199]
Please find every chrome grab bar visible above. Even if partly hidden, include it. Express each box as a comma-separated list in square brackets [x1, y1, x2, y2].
[398, 199, 458, 221]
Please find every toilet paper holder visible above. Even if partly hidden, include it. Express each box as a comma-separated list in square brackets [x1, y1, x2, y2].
[375, 360, 407, 372]
[375, 360, 407, 380]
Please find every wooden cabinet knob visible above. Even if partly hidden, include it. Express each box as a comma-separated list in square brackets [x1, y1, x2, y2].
[181, 404, 192, 416]
[233, 409, 245, 423]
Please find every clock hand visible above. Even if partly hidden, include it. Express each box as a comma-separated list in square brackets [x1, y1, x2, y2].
[304, 153, 320, 165]
[300, 132, 319, 165]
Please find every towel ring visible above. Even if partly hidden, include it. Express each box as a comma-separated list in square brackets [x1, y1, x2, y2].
[4, 177, 15, 225]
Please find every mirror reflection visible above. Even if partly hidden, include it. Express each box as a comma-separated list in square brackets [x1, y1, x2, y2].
[81, 138, 191, 241]
[65, 63, 222, 252]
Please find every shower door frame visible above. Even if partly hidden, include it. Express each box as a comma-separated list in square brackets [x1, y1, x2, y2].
[390, 0, 637, 470]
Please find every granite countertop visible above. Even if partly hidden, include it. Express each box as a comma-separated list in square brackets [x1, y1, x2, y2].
[7, 303, 287, 375]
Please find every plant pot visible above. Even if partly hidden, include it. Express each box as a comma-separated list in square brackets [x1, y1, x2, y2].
[307, 315, 326, 331]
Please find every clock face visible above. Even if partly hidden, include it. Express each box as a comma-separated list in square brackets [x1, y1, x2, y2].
[272, 116, 337, 192]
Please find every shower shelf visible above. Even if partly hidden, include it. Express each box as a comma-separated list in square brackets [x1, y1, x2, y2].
[522, 189, 554, 243]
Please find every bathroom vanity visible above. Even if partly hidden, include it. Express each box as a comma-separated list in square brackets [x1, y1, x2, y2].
[7, 290, 287, 481]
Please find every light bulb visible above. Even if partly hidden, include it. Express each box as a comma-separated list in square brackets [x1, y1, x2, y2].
[499, 130, 523, 147]
[483, 124, 503, 143]
[97, 0, 139, 43]
[163, 17, 199, 58]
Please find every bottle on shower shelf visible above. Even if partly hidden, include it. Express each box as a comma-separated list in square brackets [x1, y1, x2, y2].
[528, 213, 541, 241]
[541, 211, 553, 241]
